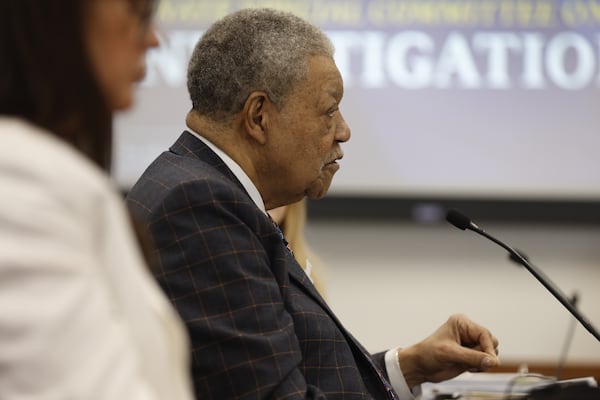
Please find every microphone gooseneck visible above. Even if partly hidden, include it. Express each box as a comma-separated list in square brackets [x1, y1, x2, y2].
[445, 209, 600, 343]
[555, 292, 579, 379]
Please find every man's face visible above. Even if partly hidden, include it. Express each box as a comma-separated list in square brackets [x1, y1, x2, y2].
[264, 55, 351, 206]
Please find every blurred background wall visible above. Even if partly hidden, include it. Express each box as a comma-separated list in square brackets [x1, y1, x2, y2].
[305, 218, 600, 375]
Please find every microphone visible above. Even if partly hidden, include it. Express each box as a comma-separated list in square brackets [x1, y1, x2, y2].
[446, 209, 600, 343]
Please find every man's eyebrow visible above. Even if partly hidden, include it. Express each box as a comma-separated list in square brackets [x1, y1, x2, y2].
[327, 86, 343, 101]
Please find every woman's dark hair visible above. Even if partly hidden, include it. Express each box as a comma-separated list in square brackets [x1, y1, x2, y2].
[0, 0, 112, 170]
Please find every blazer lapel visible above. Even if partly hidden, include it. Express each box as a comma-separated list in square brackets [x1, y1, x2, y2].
[169, 130, 247, 194]
[287, 244, 397, 399]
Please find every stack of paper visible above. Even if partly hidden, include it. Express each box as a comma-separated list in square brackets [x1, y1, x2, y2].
[419, 372, 597, 400]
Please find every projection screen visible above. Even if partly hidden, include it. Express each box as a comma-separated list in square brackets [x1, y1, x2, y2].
[114, 0, 600, 211]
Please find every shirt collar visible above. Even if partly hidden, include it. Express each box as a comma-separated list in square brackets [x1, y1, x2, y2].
[187, 129, 267, 214]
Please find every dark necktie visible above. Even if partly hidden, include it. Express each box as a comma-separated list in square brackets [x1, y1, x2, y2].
[268, 213, 293, 254]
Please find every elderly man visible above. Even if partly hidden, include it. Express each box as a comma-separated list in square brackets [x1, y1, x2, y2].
[127, 8, 499, 400]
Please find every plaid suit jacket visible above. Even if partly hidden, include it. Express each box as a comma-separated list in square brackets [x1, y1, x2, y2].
[126, 131, 396, 400]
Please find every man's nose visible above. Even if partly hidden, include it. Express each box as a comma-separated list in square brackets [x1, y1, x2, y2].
[335, 112, 351, 143]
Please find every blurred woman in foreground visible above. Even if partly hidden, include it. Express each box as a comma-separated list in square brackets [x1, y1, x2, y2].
[0, 1, 193, 398]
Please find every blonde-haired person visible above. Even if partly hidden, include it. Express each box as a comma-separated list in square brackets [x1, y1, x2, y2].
[269, 199, 327, 298]
[0, 1, 193, 398]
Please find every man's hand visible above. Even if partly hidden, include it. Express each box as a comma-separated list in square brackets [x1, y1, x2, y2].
[398, 314, 500, 388]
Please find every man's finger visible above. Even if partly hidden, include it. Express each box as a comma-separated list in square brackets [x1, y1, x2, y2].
[449, 345, 500, 371]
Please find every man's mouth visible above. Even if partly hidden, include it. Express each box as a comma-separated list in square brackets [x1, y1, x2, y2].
[327, 152, 344, 165]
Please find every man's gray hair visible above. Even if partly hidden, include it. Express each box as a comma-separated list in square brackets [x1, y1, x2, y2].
[187, 8, 334, 122]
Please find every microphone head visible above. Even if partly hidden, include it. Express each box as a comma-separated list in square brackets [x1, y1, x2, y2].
[446, 209, 472, 230]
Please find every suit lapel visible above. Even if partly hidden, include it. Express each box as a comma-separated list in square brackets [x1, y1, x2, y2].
[169, 131, 247, 194]
[287, 262, 365, 353]
[287, 258, 324, 304]
[287, 244, 396, 399]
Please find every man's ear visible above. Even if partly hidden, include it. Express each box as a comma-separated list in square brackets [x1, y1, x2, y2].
[243, 91, 270, 145]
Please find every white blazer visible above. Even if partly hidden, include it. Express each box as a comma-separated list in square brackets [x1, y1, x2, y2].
[0, 118, 194, 400]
